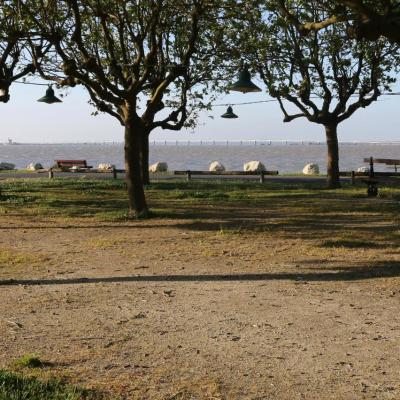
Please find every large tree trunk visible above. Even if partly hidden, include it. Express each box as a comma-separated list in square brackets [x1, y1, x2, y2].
[124, 117, 148, 218]
[140, 131, 150, 185]
[325, 123, 340, 188]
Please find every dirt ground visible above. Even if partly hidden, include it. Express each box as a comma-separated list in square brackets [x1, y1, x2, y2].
[0, 202, 400, 400]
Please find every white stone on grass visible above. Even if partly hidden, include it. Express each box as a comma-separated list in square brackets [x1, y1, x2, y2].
[302, 163, 319, 175]
[97, 163, 115, 171]
[0, 162, 15, 170]
[243, 161, 266, 172]
[149, 162, 168, 173]
[357, 166, 370, 173]
[209, 161, 225, 172]
[27, 162, 43, 171]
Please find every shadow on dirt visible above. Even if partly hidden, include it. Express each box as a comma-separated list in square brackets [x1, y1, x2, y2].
[1, 261, 399, 287]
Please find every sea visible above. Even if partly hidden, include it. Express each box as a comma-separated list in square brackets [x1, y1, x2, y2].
[1, 141, 400, 173]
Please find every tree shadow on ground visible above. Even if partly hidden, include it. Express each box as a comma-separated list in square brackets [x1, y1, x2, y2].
[1, 261, 399, 287]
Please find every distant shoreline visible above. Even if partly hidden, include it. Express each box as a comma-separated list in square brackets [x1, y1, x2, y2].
[2, 140, 400, 146]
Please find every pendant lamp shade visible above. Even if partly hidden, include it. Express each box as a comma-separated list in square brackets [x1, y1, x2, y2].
[229, 68, 261, 93]
[221, 106, 238, 119]
[37, 85, 62, 104]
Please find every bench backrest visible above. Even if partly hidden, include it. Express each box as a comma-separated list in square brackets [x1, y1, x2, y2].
[363, 158, 400, 165]
[55, 160, 88, 167]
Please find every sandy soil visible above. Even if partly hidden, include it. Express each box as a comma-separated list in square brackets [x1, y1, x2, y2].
[0, 204, 399, 399]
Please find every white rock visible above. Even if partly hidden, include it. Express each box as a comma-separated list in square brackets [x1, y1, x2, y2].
[0, 162, 15, 170]
[357, 166, 370, 173]
[27, 162, 43, 171]
[243, 161, 266, 172]
[97, 163, 115, 171]
[302, 163, 320, 175]
[209, 161, 225, 172]
[149, 162, 168, 173]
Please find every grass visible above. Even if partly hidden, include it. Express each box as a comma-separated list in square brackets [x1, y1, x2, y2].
[0, 370, 106, 400]
[0, 177, 399, 218]
[0, 176, 399, 246]
[0, 249, 47, 269]
[14, 355, 43, 369]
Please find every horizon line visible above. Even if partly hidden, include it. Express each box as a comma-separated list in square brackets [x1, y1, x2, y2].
[2, 139, 400, 145]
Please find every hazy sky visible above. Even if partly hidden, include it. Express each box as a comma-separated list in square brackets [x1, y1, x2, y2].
[1, 78, 399, 143]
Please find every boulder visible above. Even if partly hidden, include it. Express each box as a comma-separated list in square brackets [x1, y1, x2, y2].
[27, 162, 43, 171]
[357, 166, 370, 173]
[243, 161, 266, 172]
[0, 162, 15, 170]
[97, 163, 115, 171]
[209, 161, 225, 172]
[149, 162, 168, 173]
[302, 163, 319, 175]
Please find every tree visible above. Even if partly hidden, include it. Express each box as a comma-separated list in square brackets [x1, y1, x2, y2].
[228, 0, 400, 187]
[0, 1, 37, 103]
[25, 0, 224, 216]
[277, 0, 400, 44]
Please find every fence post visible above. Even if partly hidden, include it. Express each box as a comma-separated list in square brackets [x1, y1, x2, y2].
[259, 171, 265, 183]
[369, 157, 374, 178]
[186, 170, 191, 181]
[112, 167, 117, 179]
[351, 171, 355, 185]
[48, 168, 54, 179]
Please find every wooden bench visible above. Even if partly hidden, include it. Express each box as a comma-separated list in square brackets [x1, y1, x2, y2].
[54, 160, 93, 171]
[174, 170, 279, 183]
[363, 157, 400, 173]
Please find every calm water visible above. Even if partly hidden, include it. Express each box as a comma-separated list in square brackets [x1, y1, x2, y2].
[1, 142, 400, 173]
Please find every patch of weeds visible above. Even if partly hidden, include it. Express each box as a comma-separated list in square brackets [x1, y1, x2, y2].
[0, 369, 107, 399]
[228, 192, 252, 200]
[14, 355, 43, 369]
[146, 208, 178, 219]
[175, 191, 230, 200]
[379, 187, 400, 201]
[88, 237, 129, 249]
[95, 211, 130, 222]
[1, 194, 37, 205]
[0, 249, 46, 269]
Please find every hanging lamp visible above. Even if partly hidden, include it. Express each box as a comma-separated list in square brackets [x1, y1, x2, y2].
[37, 85, 62, 104]
[221, 106, 238, 119]
[229, 68, 261, 93]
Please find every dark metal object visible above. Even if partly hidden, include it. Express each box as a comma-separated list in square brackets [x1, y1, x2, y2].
[229, 68, 262, 93]
[365, 180, 379, 197]
[37, 85, 62, 104]
[221, 106, 238, 119]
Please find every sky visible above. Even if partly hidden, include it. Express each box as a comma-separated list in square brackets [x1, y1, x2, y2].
[1, 78, 400, 144]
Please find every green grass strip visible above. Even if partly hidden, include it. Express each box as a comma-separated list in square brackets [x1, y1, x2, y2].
[0, 370, 101, 400]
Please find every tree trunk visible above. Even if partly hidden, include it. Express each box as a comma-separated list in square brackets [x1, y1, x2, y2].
[124, 117, 148, 218]
[140, 131, 150, 185]
[325, 123, 340, 188]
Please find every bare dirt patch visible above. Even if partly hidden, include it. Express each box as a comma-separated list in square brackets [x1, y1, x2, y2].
[1, 198, 400, 399]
